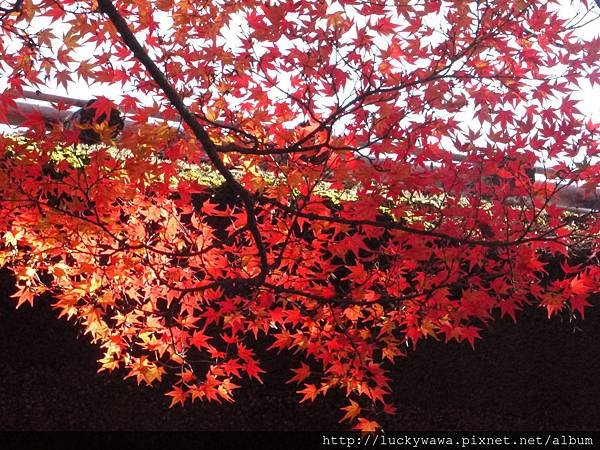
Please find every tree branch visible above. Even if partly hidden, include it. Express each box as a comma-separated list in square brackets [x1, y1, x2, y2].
[96, 0, 269, 284]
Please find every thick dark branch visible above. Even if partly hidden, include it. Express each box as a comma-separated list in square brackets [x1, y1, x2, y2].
[0, 0, 23, 15]
[96, 0, 269, 283]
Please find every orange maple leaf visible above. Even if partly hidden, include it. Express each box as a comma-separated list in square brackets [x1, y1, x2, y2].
[338, 399, 361, 423]
[353, 418, 380, 432]
[297, 383, 319, 403]
[166, 386, 187, 407]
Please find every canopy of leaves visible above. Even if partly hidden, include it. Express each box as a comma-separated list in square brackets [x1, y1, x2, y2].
[0, 0, 599, 429]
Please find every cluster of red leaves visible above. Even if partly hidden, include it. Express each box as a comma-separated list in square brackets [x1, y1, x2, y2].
[1, 0, 599, 430]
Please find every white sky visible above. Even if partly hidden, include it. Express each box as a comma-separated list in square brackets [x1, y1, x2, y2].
[2, 1, 598, 141]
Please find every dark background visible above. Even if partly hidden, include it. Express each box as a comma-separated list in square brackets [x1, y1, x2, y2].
[0, 268, 598, 431]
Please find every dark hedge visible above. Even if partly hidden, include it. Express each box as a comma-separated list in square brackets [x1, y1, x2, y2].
[0, 268, 598, 431]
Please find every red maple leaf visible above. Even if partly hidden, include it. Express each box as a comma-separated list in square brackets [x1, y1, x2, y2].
[286, 362, 311, 385]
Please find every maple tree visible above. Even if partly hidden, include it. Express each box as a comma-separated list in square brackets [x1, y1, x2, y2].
[0, 0, 599, 431]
